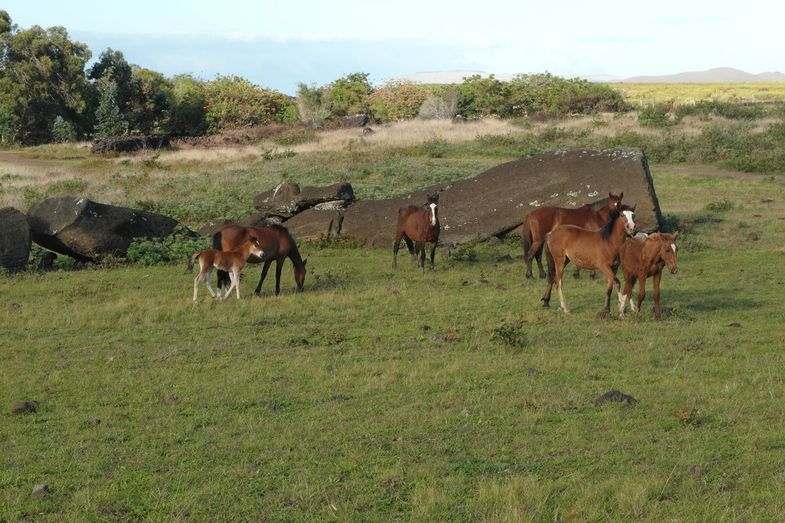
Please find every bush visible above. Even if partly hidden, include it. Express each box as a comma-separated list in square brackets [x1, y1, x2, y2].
[125, 227, 206, 266]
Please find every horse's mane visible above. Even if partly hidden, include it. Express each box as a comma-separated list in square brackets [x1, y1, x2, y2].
[600, 209, 621, 239]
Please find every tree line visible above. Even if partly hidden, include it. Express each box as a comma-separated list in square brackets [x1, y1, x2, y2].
[0, 11, 628, 146]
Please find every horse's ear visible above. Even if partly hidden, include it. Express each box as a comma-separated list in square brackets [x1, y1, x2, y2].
[672, 231, 679, 240]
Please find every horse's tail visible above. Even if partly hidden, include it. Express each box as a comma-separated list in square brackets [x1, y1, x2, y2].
[543, 233, 556, 283]
[212, 230, 230, 288]
[522, 214, 533, 258]
[187, 251, 201, 273]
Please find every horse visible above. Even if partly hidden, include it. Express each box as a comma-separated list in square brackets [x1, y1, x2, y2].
[541, 206, 636, 317]
[188, 237, 264, 301]
[619, 231, 679, 320]
[392, 193, 440, 272]
[522, 192, 624, 279]
[212, 224, 307, 296]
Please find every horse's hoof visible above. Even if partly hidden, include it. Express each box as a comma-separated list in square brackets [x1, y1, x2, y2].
[596, 309, 610, 319]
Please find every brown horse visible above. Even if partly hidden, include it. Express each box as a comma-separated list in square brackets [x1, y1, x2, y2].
[212, 224, 307, 296]
[523, 192, 624, 279]
[188, 237, 264, 301]
[392, 194, 440, 272]
[619, 232, 679, 320]
[541, 206, 636, 316]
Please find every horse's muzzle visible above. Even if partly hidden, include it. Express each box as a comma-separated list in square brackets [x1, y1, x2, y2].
[670, 267, 678, 274]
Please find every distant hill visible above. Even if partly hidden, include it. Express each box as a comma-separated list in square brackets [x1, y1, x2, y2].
[390, 67, 785, 86]
[623, 67, 785, 83]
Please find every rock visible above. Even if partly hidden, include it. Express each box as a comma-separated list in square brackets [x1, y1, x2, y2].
[31, 484, 50, 497]
[27, 197, 180, 261]
[11, 400, 39, 414]
[338, 148, 663, 246]
[594, 389, 638, 406]
[0, 207, 31, 271]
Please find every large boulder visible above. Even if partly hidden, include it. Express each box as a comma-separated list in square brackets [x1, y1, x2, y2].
[339, 148, 663, 247]
[253, 181, 354, 220]
[0, 207, 31, 271]
[27, 197, 180, 261]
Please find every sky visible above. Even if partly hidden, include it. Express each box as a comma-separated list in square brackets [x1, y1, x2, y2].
[4, 0, 784, 95]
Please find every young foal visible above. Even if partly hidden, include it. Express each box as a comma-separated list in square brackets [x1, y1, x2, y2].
[392, 194, 440, 272]
[541, 206, 636, 316]
[619, 232, 679, 320]
[188, 237, 264, 301]
[523, 192, 624, 279]
[213, 224, 307, 296]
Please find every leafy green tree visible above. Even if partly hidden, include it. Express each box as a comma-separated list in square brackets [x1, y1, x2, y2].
[0, 17, 91, 144]
[203, 75, 294, 132]
[324, 72, 373, 118]
[169, 75, 207, 136]
[52, 115, 77, 142]
[296, 82, 329, 128]
[94, 80, 128, 138]
[369, 80, 430, 121]
[457, 75, 512, 118]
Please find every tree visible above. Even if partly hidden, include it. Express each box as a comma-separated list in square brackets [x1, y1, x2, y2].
[324, 72, 373, 118]
[296, 82, 329, 128]
[94, 81, 128, 138]
[0, 20, 91, 144]
[169, 75, 207, 136]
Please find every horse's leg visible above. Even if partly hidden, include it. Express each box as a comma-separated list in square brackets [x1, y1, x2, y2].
[274, 259, 284, 295]
[203, 268, 219, 299]
[255, 261, 272, 296]
[534, 247, 546, 279]
[193, 269, 205, 301]
[216, 268, 229, 292]
[556, 266, 569, 314]
[418, 241, 426, 272]
[428, 242, 437, 270]
[652, 271, 662, 320]
[635, 273, 647, 315]
[596, 266, 618, 318]
[541, 245, 557, 307]
[231, 269, 242, 299]
[620, 273, 633, 317]
[392, 234, 402, 268]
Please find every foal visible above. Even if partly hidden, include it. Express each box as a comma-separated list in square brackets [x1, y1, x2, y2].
[392, 194, 440, 272]
[541, 206, 636, 316]
[523, 192, 623, 279]
[188, 237, 265, 301]
[619, 232, 679, 320]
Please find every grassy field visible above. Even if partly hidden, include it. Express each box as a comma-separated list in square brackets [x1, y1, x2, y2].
[2, 116, 785, 520]
[614, 82, 785, 105]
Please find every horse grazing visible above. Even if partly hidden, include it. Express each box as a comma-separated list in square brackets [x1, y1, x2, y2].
[392, 194, 440, 272]
[213, 224, 307, 296]
[619, 231, 679, 320]
[541, 206, 636, 317]
[189, 237, 264, 301]
[522, 192, 624, 279]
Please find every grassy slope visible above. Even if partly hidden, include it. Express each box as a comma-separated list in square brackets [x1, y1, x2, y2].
[3, 158, 785, 520]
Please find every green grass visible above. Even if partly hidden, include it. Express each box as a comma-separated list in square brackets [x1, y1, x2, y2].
[3, 168, 785, 520]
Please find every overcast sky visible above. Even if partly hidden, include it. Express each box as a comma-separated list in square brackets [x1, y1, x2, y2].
[4, 0, 783, 95]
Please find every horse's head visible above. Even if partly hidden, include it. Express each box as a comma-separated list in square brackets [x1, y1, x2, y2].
[248, 236, 265, 259]
[295, 258, 307, 291]
[621, 205, 636, 235]
[608, 192, 624, 213]
[426, 194, 439, 227]
[661, 231, 679, 274]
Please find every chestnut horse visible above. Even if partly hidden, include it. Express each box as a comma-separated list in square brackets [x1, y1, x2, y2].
[392, 194, 440, 272]
[619, 231, 679, 320]
[541, 206, 636, 316]
[212, 224, 307, 296]
[188, 237, 264, 300]
[523, 192, 624, 279]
